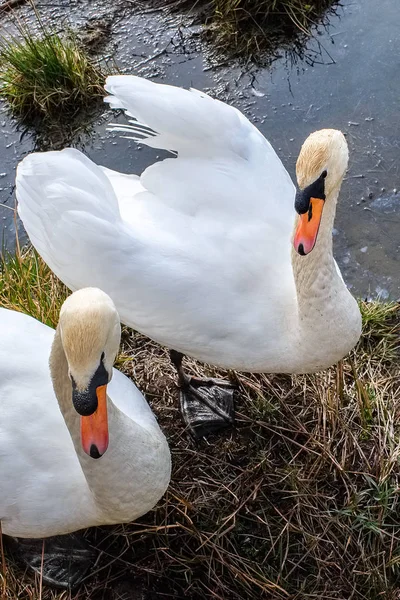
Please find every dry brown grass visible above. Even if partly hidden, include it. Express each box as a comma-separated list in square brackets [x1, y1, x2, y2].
[1, 246, 400, 599]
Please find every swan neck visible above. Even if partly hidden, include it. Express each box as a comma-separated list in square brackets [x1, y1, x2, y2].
[49, 327, 80, 441]
[49, 327, 170, 522]
[287, 186, 362, 372]
[291, 187, 339, 308]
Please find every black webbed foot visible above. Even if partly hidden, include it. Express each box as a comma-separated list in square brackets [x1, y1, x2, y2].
[179, 377, 236, 438]
[170, 350, 236, 438]
[5, 532, 97, 590]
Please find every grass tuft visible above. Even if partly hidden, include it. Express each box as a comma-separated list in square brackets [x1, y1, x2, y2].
[1, 245, 399, 599]
[0, 246, 68, 327]
[0, 15, 105, 125]
[163, 0, 339, 62]
[209, 0, 338, 60]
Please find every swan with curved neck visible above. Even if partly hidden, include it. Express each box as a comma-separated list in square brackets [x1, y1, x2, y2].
[0, 287, 171, 586]
[287, 128, 361, 373]
[16, 75, 362, 437]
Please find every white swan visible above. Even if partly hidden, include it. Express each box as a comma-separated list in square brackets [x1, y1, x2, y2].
[16, 75, 361, 437]
[0, 287, 171, 588]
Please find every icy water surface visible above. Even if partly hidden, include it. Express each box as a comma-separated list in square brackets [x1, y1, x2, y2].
[0, 0, 399, 298]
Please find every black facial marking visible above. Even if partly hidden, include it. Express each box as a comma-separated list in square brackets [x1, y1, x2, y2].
[295, 170, 327, 215]
[72, 357, 109, 416]
[298, 243, 306, 256]
[90, 444, 101, 459]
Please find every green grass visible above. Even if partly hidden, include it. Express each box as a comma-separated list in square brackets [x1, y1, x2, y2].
[1, 245, 400, 599]
[0, 246, 68, 327]
[0, 16, 105, 124]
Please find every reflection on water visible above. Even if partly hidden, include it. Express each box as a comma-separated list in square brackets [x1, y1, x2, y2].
[0, 0, 399, 298]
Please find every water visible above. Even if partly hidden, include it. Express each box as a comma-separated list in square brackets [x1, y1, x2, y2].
[0, 0, 399, 299]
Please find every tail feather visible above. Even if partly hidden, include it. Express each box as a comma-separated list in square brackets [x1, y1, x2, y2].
[16, 149, 123, 290]
[17, 148, 120, 221]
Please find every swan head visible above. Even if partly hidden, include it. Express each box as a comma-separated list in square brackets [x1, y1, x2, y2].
[293, 129, 348, 255]
[59, 288, 121, 459]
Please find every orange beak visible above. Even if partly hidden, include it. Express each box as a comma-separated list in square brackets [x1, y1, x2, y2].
[293, 197, 325, 255]
[80, 384, 109, 458]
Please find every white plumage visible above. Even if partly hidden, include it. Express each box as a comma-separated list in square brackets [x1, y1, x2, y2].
[16, 75, 361, 375]
[0, 290, 171, 539]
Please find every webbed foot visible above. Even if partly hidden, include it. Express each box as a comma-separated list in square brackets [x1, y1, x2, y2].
[170, 350, 236, 438]
[180, 376, 236, 438]
[5, 532, 97, 590]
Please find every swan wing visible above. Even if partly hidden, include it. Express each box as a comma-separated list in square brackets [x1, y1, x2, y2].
[16, 149, 201, 338]
[17, 77, 298, 366]
[105, 74, 270, 158]
[104, 75, 295, 229]
[16, 148, 124, 292]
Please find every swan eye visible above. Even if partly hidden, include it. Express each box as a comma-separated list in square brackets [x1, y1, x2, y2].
[72, 360, 109, 416]
[91, 359, 109, 388]
[295, 171, 327, 215]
